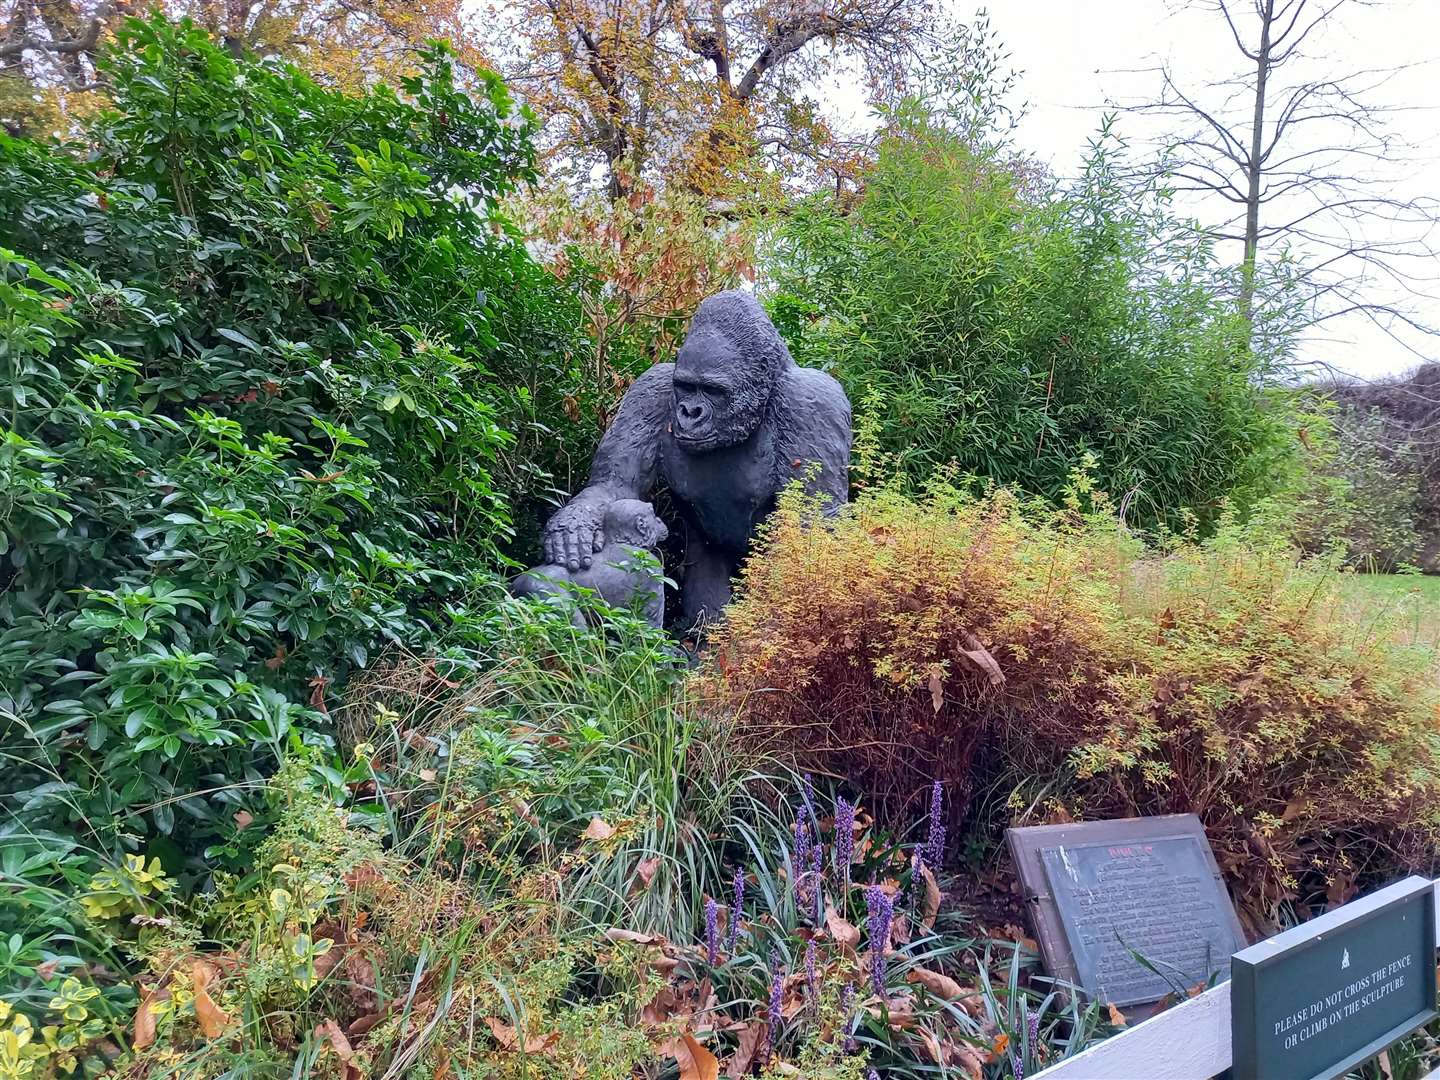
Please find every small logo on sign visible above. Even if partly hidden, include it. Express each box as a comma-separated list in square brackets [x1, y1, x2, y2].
[1341, 949, 1351, 970]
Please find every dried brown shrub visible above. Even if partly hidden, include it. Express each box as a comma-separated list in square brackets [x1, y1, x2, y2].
[703, 484, 1440, 925]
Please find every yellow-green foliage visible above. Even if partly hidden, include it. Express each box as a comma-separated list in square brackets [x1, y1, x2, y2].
[120, 761, 666, 1080]
[707, 482, 1440, 924]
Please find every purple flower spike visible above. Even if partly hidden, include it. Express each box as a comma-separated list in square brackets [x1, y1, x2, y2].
[923, 780, 945, 870]
[1027, 1001, 1041, 1062]
[728, 866, 745, 949]
[794, 817, 815, 913]
[868, 1070, 880, 1080]
[794, 816, 812, 873]
[809, 832, 824, 923]
[834, 795, 855, 877]
[840, 982, 858, 1053]
[865, 886, 894, 994]
[768, 950, 785, 1035]
[805, 939, 818, 1000]
[1012, 1052, 1025, 1080]
[704, 897, 720, 964]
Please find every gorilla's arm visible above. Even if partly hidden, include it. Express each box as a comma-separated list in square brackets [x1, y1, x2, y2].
[780, 366, 852, 509]
[542, 363, 673, 571]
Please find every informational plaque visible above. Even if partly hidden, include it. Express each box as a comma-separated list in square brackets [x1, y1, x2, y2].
[1231, 875, 1437, 1080]
[1007, 814, 1245, 1007]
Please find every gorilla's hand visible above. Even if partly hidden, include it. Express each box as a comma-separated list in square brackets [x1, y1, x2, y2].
[542, 491, 610, 571]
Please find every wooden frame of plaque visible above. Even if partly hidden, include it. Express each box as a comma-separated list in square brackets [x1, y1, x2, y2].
[1006, 814, 1246, 1007]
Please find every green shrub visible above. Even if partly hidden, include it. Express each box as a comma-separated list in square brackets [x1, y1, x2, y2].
[705, 482, 1440, 926]
[0, 16, 587, 864]
[766, 107, 1298, 531]
[1287, 407, 1423, 570]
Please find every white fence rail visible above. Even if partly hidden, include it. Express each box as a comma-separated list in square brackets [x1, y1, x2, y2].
[1030, 880, 1440, 1080]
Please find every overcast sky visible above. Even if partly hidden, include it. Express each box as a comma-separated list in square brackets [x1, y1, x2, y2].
[936, 1, 1440, 380]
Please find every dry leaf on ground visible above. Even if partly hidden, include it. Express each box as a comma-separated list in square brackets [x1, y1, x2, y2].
[825, 904, 860, 949]
[919, 864, 941, 931]
[725, 1023, 765, 1078]
[906, 966, 965, 1001]
[668, 1032, 719, 1080]
[191, 961, 230, 1038]
[484, 1017, 559, 1054]
[583, 817, 617, 841]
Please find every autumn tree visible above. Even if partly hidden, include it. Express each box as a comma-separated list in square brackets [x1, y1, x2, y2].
[1, 0, 483, 132]
[485, 0, 944, 202]
[1132, 0, 1439, 371]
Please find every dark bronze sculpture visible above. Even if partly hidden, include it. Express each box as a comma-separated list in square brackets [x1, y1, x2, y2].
[512, 499, 668, 627]
[533, 289, 852, 629]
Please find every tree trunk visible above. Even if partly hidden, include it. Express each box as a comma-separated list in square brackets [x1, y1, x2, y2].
[1239, 0, 1274, 326]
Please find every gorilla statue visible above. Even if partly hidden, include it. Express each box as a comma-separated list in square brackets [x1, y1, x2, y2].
[540, 289, 852, 629]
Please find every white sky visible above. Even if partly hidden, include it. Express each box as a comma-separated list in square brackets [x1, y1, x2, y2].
[936, 1, 1440, 380]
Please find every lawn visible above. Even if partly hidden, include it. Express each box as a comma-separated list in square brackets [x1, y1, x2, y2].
[1337, 572, 1440, 654]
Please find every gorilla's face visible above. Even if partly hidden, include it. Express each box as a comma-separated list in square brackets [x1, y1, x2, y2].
[671, 325, 768, 452]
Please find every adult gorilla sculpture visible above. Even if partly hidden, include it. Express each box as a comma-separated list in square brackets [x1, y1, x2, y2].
[542, 289, 852, 628]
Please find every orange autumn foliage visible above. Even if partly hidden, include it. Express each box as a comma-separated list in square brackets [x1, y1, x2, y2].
[702, 482, 1440, 928]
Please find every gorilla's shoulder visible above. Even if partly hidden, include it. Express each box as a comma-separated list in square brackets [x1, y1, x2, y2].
[777, 364, 852, 462]
[635, 362, 676, 391]
[781, 364, 851, 420]
[620, 362, 675, 408]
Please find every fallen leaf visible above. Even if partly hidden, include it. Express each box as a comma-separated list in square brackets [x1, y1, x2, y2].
[640, 985, 678, 1025]
[960, 632, 1004, 686]
[825, 904, 860, 949]
[918, 1029, 945, 1063]
[953, 1042, 986, 1079]
[232, 810, 254, 830]
[928, 664, 944, 713]
[307, 674, 331, 713]
[484, 1017, 558, 1054]
[668, 1032, 719, 1080]
[582, 816, 617, 841]
[603, 928, 663, 946]
[316, 1019, 353, 1061]
[311, 939, 344, 980]
[132, 988, 165, 1050]
[725, 1023, 765, 1078]
[347, 1011, 387, 1037]
[907, 967, 965, 1001]
[191, 961, 231, 1039]
[636, 856, 661, 887]
[509, 796, 539, 825]
[1106, 1002, 1127, 1027]
[919, 863, 941, 931]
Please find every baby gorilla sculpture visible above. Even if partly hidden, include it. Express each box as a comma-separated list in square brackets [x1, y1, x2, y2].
[512, 499, 668, 627]
[540, 289, 851, 629]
